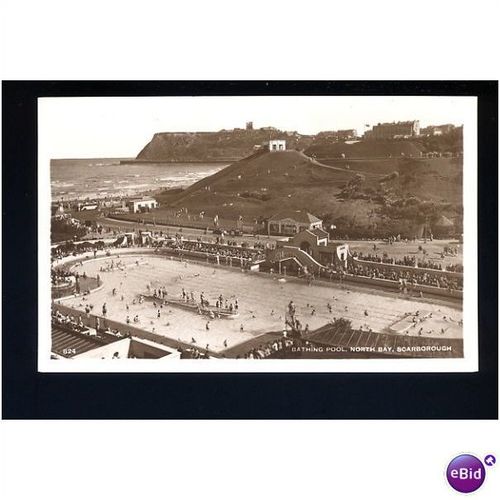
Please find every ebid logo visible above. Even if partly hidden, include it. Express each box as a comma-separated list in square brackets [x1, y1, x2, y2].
[446, 454, 495, 493]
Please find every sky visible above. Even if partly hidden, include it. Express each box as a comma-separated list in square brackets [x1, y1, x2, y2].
[39, 96, 473, 158]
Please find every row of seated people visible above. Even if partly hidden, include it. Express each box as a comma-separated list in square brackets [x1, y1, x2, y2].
[52, 310, 90, 334]
[353, 252, 462, 273]
[346, 262, 463, 290]
[213, 238, 272, 251]
[53, 234, 270, 261]
[166, 239, 264, 261]
[445, 262, 463, 272]
[53, 310, 130, 340]
[51, 243, 98, 260]
[51, 267, 74, 286]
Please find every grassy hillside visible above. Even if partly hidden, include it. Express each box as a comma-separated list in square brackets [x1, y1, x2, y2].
[305, 139, 425, 159]
[329, 157, 463, 237]
[153, 149, 462, 237]
[156, 150, 380, 223]
[393, 157, 462, 203]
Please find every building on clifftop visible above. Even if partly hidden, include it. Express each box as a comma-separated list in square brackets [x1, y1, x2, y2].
[365, 120, 420, 140]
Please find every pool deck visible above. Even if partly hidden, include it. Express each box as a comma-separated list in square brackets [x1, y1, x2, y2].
[55, 254, 463, 354]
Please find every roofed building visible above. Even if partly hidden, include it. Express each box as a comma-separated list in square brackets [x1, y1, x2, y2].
[267, 210, 323, 236]
[367, 120, 420, 140]
[420, 124, 456, 136]
[126, 196, 158, 213]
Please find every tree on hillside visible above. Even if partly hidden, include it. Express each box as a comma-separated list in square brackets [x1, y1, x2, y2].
[337, 173, 366, 200]
[51, 218, 87, 243]
[419, 128, 463, 154]
[353, 173, 366, 185]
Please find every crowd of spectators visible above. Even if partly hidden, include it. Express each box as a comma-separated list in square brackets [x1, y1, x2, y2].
[416, 260, 445, 270]
[166, 239, 265, 262]
[52, 309, 90, 334]
[353, 252, 463, 273]
[53, 309, 131, 346]
[346, 261, 463, 291]
[445, 263, 463, 273]
[354, 252, 418, 266]
[52, 241, 103, 260]
[51, 267, 74, 286]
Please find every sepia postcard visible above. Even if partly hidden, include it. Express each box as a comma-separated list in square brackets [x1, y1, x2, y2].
[38, 94, 478, 372]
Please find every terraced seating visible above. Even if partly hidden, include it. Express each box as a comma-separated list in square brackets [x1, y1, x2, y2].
[51, 325, 106, 357]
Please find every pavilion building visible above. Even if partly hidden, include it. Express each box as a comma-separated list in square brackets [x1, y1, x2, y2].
[267, 210, 323, 236]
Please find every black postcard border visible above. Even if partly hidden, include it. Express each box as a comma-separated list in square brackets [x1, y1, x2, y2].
[2, 80, 497, 419]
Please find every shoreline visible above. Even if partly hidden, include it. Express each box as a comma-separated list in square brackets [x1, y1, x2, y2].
[51, 158, 227, 202]
[53, 187, 166, 203]
[119, 159, 234, 165]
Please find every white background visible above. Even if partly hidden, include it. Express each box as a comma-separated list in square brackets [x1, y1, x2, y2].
[39, 95, 470, 158]
[1, 1, 499, 499]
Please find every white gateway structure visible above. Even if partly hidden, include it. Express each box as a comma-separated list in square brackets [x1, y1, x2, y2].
[268, 139, 286, 152]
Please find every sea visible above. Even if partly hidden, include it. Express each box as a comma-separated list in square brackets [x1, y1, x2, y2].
[50, 158, 227, 201]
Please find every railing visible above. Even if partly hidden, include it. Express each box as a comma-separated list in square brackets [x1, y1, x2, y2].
[107, 212, 264, 234]
[277, 246, 327, 273]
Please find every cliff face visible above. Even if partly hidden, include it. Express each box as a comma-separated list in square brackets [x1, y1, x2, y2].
[135, 128, 314, 162]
